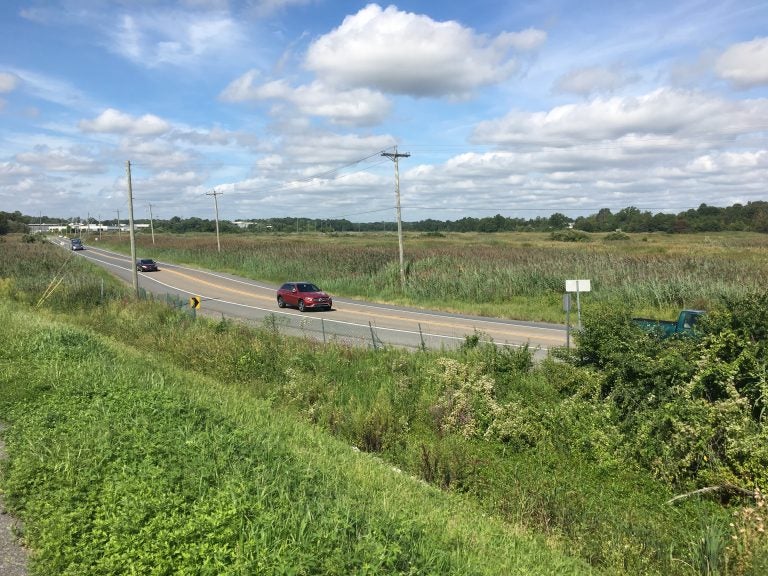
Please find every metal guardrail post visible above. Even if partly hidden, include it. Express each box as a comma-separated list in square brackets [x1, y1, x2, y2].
[369, 321, 378, 351]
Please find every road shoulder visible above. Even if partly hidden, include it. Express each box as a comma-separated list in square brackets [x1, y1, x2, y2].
[0, 423, 29, 576]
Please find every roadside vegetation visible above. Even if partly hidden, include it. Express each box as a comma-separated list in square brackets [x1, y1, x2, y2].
[97, 229, 768, 321]
[1, 234, 766, 575]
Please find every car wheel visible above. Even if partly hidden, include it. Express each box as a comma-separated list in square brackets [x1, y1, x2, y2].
[298, 300, 306, 312]
[277, 296, 285, 308]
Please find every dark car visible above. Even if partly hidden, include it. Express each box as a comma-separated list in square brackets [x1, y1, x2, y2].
[136, 258, 159, 272]
[276, 282, 332, 312]
[70, 238, 84, 251]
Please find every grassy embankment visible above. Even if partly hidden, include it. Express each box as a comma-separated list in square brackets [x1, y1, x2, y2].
[0, 303, 590, 574]
[95, 230, 768, 322]
[1, 235, 765, 574]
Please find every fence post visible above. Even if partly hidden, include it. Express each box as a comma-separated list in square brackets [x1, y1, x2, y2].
[369, 321, 378, 351]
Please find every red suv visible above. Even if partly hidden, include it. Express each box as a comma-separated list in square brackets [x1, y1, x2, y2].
[277, 282, 332, 312]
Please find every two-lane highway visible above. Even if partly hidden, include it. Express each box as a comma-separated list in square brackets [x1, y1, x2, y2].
[61, 239, 567, 354]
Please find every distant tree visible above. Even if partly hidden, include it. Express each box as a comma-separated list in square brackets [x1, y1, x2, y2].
[754, 207, 768, 233]
[671, 217, 690, 233]
[547, 212, 572, 229]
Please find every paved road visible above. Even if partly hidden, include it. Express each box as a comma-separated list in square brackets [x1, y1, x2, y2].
[60, 239, 569, 354]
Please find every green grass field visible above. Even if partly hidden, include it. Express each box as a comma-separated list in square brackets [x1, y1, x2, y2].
[0, 301, 596, 575]
[93, 230, 768, 321]
[1, 234, 766, 575]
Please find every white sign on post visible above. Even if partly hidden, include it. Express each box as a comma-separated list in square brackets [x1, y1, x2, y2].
[565, 279, 591, 293]
[565, 279, 591, 330]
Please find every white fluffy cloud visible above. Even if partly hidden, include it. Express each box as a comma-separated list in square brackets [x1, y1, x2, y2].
[472, 89, 768, 146]
[221, 72, 392, 126]
[715, 37, 768, 88]
[304, 4, 544, 98]
[111, 10, 246, 68]
[389, 87, 768, 216]
[79, 108, 171, 137]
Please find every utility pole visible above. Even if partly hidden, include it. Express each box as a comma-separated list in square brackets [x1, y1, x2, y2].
[381, 146, 410, 288]
[116, 209, 121, 239]
[206, 189, 222, 253]
[149, 203, 155, 245]
[126, 161, 139, 298]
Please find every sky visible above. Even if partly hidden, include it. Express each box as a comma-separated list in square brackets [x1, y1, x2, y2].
[1, 0, 767, 224]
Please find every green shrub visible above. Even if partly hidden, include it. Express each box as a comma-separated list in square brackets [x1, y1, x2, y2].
[603, 231, 631, 241]
[550, 229, 591, 242]
[574, 294, 768, 488]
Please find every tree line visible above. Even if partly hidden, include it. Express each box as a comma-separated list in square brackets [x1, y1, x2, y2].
[4, 200, 768, 235]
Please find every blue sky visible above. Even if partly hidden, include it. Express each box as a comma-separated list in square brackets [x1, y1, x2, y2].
[1, 0, 767, 223]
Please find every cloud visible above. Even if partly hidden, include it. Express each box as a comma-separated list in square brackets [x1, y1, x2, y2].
[0, 72, 20, 93]
[79, 108, 171, 137]
[221, 72, 392, 126]
[472, 88, 768, 147]
[501, 28, 547, 51]
[0, 161, 33, 184]
[304, 4, 543, 98]
[715, 37, 768, 88]
[6, 68, 94, 110]
[14, 145, 104, 173]
[393, 87, 768, 216]
[553, 65, 636, 96]
[117, 139, 195, 170]
[247, 0, 317, 17]
[109, 10, 247, 68]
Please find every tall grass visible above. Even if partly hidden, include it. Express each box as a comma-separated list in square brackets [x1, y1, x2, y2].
[36, 304, 737, 573]
[2, 234, 763, 574]
[0, 303, 589, 575]
[97, 231, 768, 321]
[0, 236, 130, 308]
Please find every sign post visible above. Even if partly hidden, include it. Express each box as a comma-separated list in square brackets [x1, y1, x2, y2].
[565, 279, 591, 330]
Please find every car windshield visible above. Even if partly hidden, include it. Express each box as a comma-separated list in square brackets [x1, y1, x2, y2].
[139, 259, 154, 264]
[298, 283, 320, 292]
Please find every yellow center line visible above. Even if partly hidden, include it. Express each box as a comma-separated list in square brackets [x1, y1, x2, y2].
[162, 268, 275, 301]
[162, 268, 565, 344]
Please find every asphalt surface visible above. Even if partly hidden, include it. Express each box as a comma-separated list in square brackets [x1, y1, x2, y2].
[0, 423, 28, 576]
[61, 239, 568, 355]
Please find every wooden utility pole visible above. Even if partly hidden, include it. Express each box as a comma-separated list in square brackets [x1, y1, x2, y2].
[126, 161, 138, 298]
[149, 203, 155, 245]
[206, 189, 222, 253]
[381, 147, 410, 288]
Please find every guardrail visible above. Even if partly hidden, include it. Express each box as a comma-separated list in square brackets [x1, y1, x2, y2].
[149, 288, 531, 353]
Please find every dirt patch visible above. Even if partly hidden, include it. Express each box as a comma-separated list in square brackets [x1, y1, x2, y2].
[0, 422, 29, 576]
